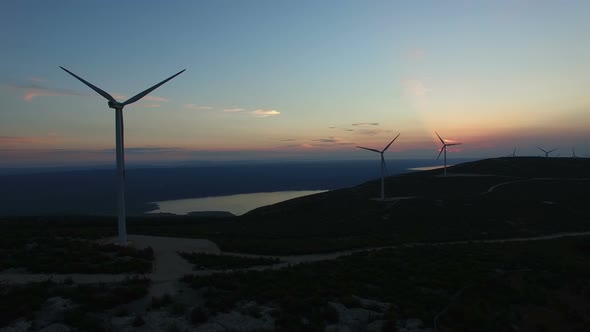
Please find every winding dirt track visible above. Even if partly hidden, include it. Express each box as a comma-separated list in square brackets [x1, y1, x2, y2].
[2, 231, 590, 286]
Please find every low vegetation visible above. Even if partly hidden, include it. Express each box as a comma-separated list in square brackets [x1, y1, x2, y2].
[178, 252, 280, 270]
[182, 236, 590, 331]
[0, 236, 153, 274]
[0, 277, 150, 328]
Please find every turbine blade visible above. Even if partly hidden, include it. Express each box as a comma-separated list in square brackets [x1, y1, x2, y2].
[60, 66, 116, 103]
[382, 156, 389, 175]
[435, 131, 445, 145]
[537, 147, 547, 153]
[548, 148, 557, 153]
[356, 146, 381, 153]
[123, 69, 186, 106]
[382, 133, 400, 152]
[437, 147, 444, 160]
[446, 143, 462, 146]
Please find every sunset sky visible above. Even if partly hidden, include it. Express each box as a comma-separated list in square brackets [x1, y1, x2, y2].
[1, 0, 589, 166]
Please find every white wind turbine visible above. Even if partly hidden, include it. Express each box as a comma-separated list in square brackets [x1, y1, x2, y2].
[61, 66, 185, 245]
[356, 134, 400, 200]
[537, 147, 557, 158]
[436, 132, 462, 177]
[572, 147, 578, 158]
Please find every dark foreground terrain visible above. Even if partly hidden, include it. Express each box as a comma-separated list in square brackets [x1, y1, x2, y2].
[1, 157, 589, 331]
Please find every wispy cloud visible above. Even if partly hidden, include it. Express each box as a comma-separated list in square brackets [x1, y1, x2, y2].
[102, 147, 184, 154]
[142, 95, 168, 102]
[252, 109, 280, 117]
[223, 108, 281, 117]
[137, 103, 161, 108]
[0, 135, 60, 145]
[356, 129, 383, 136]
[112, 94, 168, 103]
[352, 122, 379, 127]
[328, 126, 355, 132]
[29, 77, 47, 83]
[9, 83, 87, 101]
[312, 136, 354, 146]
[404, 79, 431, 97]
[223, 108, 247, 113]
[184, 104, 213, 110]
[409, 49, 426, 60]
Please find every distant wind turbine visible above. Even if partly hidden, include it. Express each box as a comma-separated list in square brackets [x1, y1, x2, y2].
[61, 66, 185, 245]
[436, 132, 462, 177]
[356, 134, 400, 200]
[572, 147, 577, 158]
[509, 147, 516, 157]
[537, 147, 557, 158]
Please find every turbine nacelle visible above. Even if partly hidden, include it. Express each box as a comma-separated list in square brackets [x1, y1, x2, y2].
[108, 101, 124, 110]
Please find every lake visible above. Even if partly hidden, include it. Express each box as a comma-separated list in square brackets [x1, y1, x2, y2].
[148, 190, 327, 216]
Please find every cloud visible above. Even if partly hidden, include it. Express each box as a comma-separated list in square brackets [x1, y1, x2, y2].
[278, 138, 296, 141]
[103, 147, 184, 154]
[11, 84, 87, 101]
[137, 103, 161, 108]
[252, 109, 280, 117]
[409, 49, 426, 60]
[352, 122, 379, 127]
[29, 77, 47, 83]
[356, 129, 381, 136]
[112, 94, 168, 103]
[312, 136, 354, 146]
[184, 104, 213, 110]
[0, 135, 60, 145]
[223, 108, 247, 113]
[404, 79, 431, 97]
[222, 108, 280, 117]
[142, 95, 168, 102]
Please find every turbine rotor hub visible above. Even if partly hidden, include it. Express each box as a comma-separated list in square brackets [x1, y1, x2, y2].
[108, 101, 124, 110]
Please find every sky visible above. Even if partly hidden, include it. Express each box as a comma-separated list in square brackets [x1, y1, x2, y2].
[1, 0, 589, 167]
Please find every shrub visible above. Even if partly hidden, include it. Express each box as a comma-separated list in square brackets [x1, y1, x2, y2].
[190, 307, 208, 324]
[151, 294, 173, 309]
[132, 314, 145, 327]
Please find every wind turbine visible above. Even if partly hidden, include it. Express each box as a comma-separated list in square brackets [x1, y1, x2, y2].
[572, 147, 578, 158]
[435, 132, 462, 177]
[509, 147, 516, 157]
[356, 134, 400, 200]
[537, 147, 557, 158]
[61, 67, 185, 245]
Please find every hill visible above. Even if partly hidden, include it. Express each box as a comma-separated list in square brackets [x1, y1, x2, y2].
[8, 157, 582, 255]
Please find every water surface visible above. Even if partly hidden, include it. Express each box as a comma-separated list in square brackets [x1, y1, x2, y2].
[149, 190, 326, 216]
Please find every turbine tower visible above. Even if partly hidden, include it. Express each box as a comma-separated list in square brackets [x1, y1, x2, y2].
[61, 67, 185, 245]
[509, 147, 516, 157]
[572, 147, 577, 158]
[356, 134, 400, 200]
[436, 132, 462, 177]
[537, 147, 557, 158]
